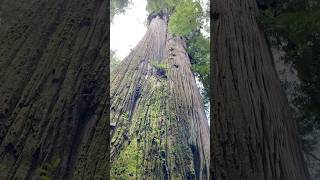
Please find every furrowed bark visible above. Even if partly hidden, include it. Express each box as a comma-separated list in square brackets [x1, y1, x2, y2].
[0, 0, 109, 179]
[110, 16, 210, 179]
[211, 0, 310, 179]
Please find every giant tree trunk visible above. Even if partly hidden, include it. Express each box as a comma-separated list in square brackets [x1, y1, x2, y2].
[110, 15, 210, 179]
[0, 0, 109, 179]
[211, 0, 310, 179]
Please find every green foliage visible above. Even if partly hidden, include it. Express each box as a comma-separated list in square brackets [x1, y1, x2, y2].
[110, 50, 121, 72]
[110, 57, 120, 71]
[0, 164, 6, 172]
[187, 34, 210, 105]
[146, 0, 206, 37]
[151, 61, 167, 78]
[168, 0, 202, 36]
[152, 61, 167, 71]
[283, 0, 309, 12]
[146, 0, 183, 13]
[146, 0, 165, 13]
[51, 158, 61, 169]
[111, 138, 142, 179]
[165, 0, 182, 9]
[111, 0, 130, 21]
[122, 112, 129, 119]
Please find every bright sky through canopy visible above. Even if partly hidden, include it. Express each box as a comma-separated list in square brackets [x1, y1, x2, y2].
[111, 0, 148, 60]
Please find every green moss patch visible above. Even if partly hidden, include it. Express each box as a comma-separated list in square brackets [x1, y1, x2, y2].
[111, 138, 142, 179]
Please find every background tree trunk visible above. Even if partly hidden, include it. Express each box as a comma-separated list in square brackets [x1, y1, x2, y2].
[110, 16, 210, 179]
[0, 0, 109, 179]
[211, 0, 310, 179]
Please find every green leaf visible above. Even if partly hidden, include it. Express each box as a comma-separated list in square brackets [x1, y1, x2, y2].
[168, 0, 202, 36]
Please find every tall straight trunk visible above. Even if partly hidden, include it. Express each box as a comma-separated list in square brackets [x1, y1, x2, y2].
[110, 15, 210, 179]
[0, 0, 109, 179]
[211, 0, 310, 179]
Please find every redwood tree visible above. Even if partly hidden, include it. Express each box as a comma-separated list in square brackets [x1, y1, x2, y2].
[110, 13, 210, 179]
[211, 0, 310, 179]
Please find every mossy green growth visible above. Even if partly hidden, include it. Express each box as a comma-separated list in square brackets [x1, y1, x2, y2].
[36, 157, 61, 180]
[0, 163, 6, 173]
[0, 164, 7, 177]
[151, 61, 167, 71]
[111, 138, 142, 179]
[122, 112, 129, 119]
[151, 61, 168, 78]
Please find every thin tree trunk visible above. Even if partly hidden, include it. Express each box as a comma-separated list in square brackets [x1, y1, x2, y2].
[211, 0, 310, 179]
[110, 15, 210, 179]
[0, 0, 109, 179]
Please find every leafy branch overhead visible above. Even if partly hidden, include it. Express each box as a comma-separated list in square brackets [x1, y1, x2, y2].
[188, 34, 210, 105]
[111, 0, 130, 21]
[168, 0, 202, 36]
[147, 0, 204, 37]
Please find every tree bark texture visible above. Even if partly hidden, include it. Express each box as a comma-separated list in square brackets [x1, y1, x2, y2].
[211, 0, 310, 179]
[0, 0, 37, 35]
[0, 0, 109, 179]
[110, 16, 210, 180]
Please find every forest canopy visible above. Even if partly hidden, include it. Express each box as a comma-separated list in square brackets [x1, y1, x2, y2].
[168, 0, 202, 36]
[110, 0, 130, 20]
